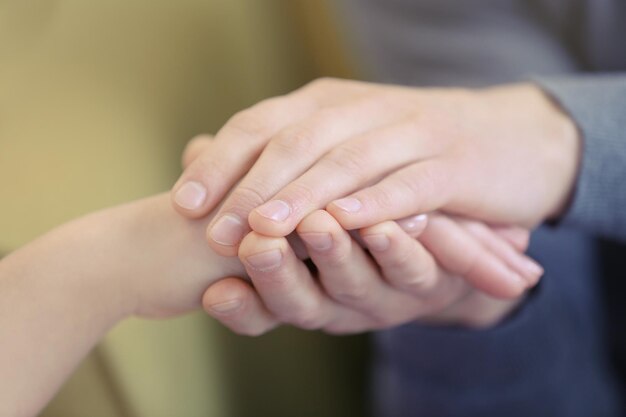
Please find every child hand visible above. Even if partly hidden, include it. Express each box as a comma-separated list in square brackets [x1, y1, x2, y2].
[0, 193, 245, 415]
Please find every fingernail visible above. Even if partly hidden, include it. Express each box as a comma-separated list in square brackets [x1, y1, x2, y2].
[210, 214, 246, 246]
[363, 234, 390, 251]
[332, 197, 362, 213]
[174, 181, 207, 210]
[300, 232, 333, 251]
[255, 200, 291, 222]
[209, 299, 242, 314]
[523, 258, 544, 278]
[245, 249, 283, 271]
[397, 214, 428, 235]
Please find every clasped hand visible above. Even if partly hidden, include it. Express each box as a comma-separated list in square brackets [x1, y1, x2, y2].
[170, 77, 581, 335]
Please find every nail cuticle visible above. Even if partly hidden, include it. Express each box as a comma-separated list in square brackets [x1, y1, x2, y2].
[210, 214, 245, 246]
[300, 232, 333, 251]
[245, 249, 283, 271]
[256, 200, 291, 222]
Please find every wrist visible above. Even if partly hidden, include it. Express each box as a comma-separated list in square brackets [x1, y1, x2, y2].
[482, 83, 582, 224]
[0, 211, 136, 415]
[115, 194, 245, 318]
[527, 83, 582, 221]
[17, 206, 140, 325]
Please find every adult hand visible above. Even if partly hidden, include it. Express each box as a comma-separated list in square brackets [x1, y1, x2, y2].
[172, 79, 580, 256]
[200, 211, 541, 336]
[180, 136, 542, 335]
[179, 135, 540, 301]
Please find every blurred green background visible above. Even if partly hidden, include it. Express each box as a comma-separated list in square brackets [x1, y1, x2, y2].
[0, 1, 370, 416]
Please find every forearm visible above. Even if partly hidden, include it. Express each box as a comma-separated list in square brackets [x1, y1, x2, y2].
[0, 207, 134, 415]
[0, 194, 242, 416]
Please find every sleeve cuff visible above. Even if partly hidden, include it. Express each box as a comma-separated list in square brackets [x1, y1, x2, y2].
[533, 74, 626, 241]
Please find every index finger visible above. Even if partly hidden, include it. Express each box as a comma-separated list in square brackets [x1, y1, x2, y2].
[171, 94, 316, 218]
[171, 78, 368, 219]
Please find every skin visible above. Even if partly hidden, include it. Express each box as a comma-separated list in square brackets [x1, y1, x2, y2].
[173, 78, 580, 251]
[0, 193, 539, 416]
[182, 137, 544, 336]
[172, 78, 577, 336]
[203, 211, 539, 336]
[0, 195, 240, 416]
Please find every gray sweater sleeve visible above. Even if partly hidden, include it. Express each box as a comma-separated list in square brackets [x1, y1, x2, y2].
[536, 74, 626, 242]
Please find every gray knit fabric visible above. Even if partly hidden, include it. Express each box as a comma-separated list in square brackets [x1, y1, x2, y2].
[539, 75, 626, 241]
[336, 0, 626, 241]
[332, 1, 626, 416]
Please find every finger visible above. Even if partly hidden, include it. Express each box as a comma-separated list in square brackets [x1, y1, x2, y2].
[395, 213, 428, 238]
[456, 220, 543, 286]
[210, 100, 405, 254]
[327, 159, 456, 230]
[238, 231, 366, 330]
[492, 225, 531, 252]
[202, 277, 278, 336]
[418, 215, 529, 299]
[172, 93, 317, 219]
[360, 220, 441, 296]
[286, 233, 308, 260]
[181, 134, 213, 169]
[172, 77, 370, 220]
[296, 210, 421, 327]
[347, 212, 428, 248]
[249, 119, 443, 237]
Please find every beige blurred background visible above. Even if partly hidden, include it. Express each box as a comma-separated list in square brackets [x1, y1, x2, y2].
[0, 1, 369, 416]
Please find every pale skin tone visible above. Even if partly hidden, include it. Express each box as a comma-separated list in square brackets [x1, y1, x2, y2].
[174, 79, 579, 236]
[180, 137, 544, 336]
[2, 78, 566, 415]
[1, 180, 539, 416]
[173, 79, 578, 336]
[0, 195, 239, 417]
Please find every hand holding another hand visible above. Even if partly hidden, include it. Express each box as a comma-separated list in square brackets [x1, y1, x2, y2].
[173, 78, 580, 258]
[179, 135, 543, 336]
[201, 210, 541, 336]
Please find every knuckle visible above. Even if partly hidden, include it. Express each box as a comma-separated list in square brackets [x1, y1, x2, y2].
[399, 169, 429, 197]
[226, 109, 273, 139]
[378, 243, 414, 270]
[284, 181, 319, 208]
[231, 181, 272, 209]
[191, 154, 226, 183]
[371, 184, 399, 212]
[323, 145, 369, 180]
[331, 278, 370, 303]
[182, 135, 211, 165]
[382, 165, 440, 210]
[323, 242, 353, 268]
[269, 125, 317, 157]
[400, 265, 438, 296]
[284, 302, 325, 330]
